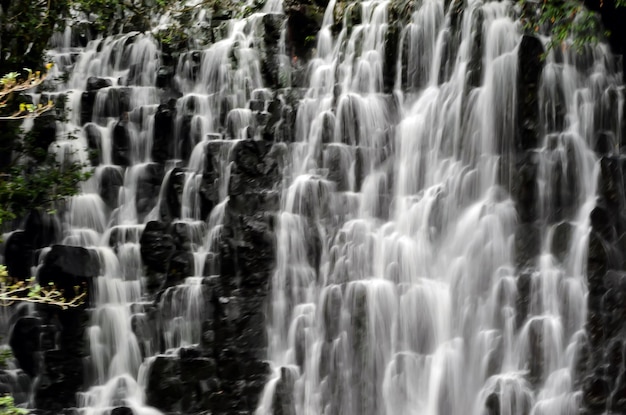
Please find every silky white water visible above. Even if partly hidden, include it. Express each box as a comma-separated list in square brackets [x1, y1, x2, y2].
[7, 0, 623, 413]
[35, 4, 287, 414]
[256, 0, 623, 414]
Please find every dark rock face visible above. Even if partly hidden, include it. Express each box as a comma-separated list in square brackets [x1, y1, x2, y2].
[99, 165, 124, 209]
[112, 118, 132, 166]
[284, 0, 325, 63]
[159, 167, 185, 222]
[9, 316, 41, 377]
[32, 308, 90, 411]
[516, 35, 544, 152]
[37, 245, 99, 301]
[142, 140, 280, 413]
[4, 231, 33, 280]
[30, 112, 58, 163]
[261, 14, 287, 89]
[136, 163, 165, 222]
[152, 101, 176, 163]
[87, 77, 112, 91]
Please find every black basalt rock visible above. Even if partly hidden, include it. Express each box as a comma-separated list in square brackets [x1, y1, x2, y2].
[136, 163, 165, 222]
[112, 118, 132, 166]
[4, 231, 34, 280]
[160, 167, 185, 222]
[86, 76, 112, 91]
[37, 245, 99, 301]
[30, 112, 57, 163]
[583, 374, 610, 412]
[152, 101, 176, 163]
[98, 165, 124, 209]
[80, 91, 96, 125]
[516, 35, 545, 151]
[146, 355, 183, 411]
[140, 221, 175, 274]
[84, 123, 103, 166]
[9, 316, 41, 377]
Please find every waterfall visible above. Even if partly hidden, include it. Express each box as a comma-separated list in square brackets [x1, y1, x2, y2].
[256, 0, 623, 414]
[2, 0, 624, 414]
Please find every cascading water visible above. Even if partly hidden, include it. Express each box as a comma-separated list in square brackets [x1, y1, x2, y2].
[26, 4, 289, 415]
[256, 0, 623, 414]
[2, 0, 624, 413]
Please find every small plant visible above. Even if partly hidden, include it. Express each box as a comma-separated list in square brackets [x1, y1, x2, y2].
[0, 349, 13, 370]
[0, 265, 87, 310]
[0, 395, 28, 415]
[0, 66, 54, 120]
[519, 0, 626, 53]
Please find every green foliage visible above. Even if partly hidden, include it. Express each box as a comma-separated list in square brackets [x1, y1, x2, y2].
[0, 350, 12, 370]
[0, 265, 87, 309]
[519, 0, 626, 52]
[0, 0, 69, 73]
[0, 396, 28, 415]
[0, 154, 90, 226]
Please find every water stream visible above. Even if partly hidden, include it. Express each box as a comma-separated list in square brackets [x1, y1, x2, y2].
[5, 0, 624, 414]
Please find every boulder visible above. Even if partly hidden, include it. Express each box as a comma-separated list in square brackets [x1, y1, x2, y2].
[8, 316, 41, 377]
[140, 221, 175, 274]
[37, 245, 99, 301]
[86, 76, 112, 91]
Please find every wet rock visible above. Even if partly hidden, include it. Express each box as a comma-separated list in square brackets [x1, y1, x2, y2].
[101, 87, 131, 119]
[261, 14, 286, 89]
[156, 66, 174, 89]
[484, 392, 500, 415]
[511, 151, 539, 223]
[383, 23, 400, 93]
[111, 407, 133, 415]
[516, 35, 544, 151]
[466, 8, 484, 89]
[30, 112, 57, 163]
[4, 231, 34, 279]
[159, 167, 185, 222]
[284, 0, 325, 62]
[180, 357, 217, 381]
[273, 367, 297, 415]
[595, 131, 617, 155]
[514, 223, 541, 270]
[583, 374, 610, 411]
[599, 156, 625, 214]
[84, 123, 103, 166]
[80, 91, 96, 125]
[606, 339, 623, 386]
[34, 350, 84, 411]
[611, 371, 626, 412]
[551, 221, 573, 262]
[136, 163, 165, 222]
[146, 355, 182, 411]
[198, 141, 228, 219]
[24, 209, 59, 250]
[228, 140, 283, 196]
[112, 118, 132, 167]
[324, 144, 353, 191]
[37, 245, 99, 301]
[165, 250, 194, 287]
[9, 317, 41, 377]
[586, 300, 604, 348]
[86, 77, 112, 91]
[590, 205, 617, 242]
[140, 221, 175, 274]
[152, 101, 176, 163]
[98, 166, 124, 209]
